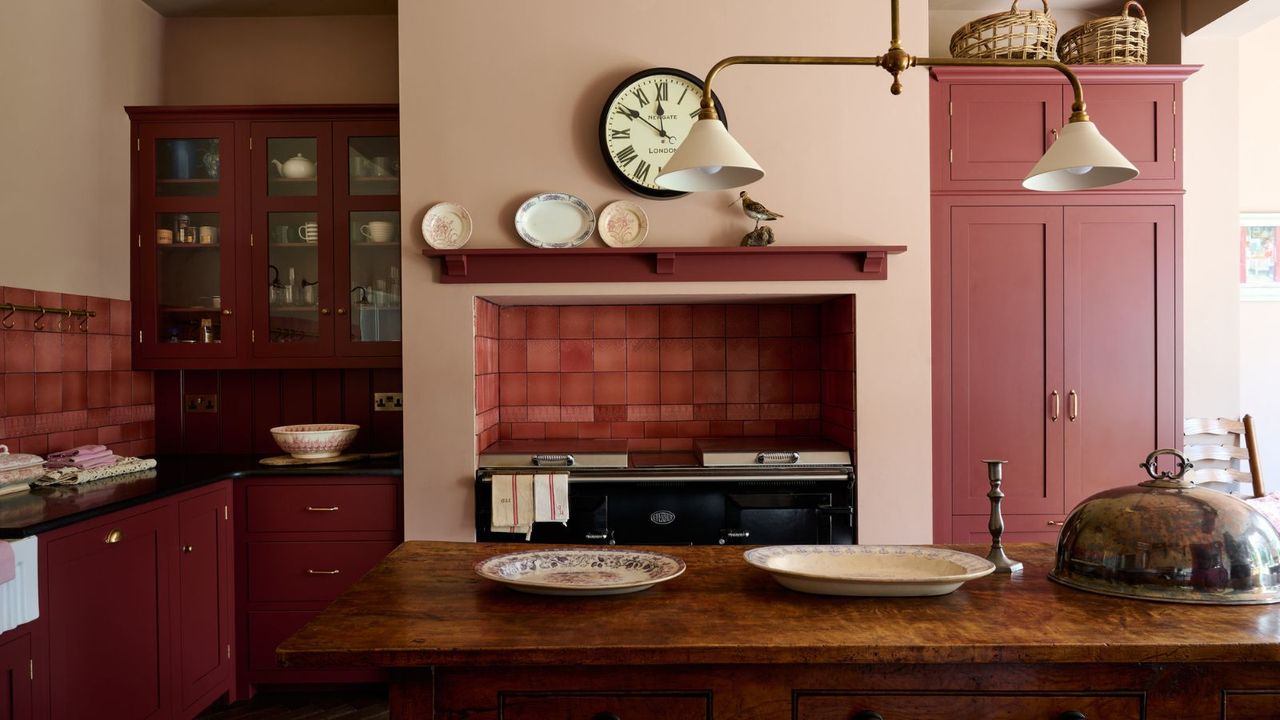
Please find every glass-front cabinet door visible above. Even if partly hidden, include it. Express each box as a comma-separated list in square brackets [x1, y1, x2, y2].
[137, 123, 238, 359]
[335, 121, 400, 356]
[251, 123, 334, 358]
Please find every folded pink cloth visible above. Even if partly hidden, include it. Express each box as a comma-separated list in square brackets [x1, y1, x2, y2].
[48, 444, 108, 460]
[44, 454, 119, 471]
[0, 543, 14, 585]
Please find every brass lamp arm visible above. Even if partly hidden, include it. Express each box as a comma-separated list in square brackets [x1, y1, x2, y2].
[697, 1, 1089, 124]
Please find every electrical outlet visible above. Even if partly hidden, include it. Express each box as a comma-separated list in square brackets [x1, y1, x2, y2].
[374, 392, 403, 412]
[185, 394, 218, 413]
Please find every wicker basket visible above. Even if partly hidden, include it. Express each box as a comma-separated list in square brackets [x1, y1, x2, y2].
[1057, 1, 1149, 64]
[950, 0, 1058, 60]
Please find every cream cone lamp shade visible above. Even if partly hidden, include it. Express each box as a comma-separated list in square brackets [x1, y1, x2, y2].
[1022, 120, 1138, 191]
[654, 118, 765, 192]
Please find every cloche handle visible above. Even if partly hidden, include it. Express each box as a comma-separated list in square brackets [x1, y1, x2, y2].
[1140, 448, 1193, 482]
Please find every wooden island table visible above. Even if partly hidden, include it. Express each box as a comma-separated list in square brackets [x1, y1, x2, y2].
[277, 542, 1280, 719]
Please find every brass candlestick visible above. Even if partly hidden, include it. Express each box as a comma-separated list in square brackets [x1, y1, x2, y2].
[982, 459, 1022, 573]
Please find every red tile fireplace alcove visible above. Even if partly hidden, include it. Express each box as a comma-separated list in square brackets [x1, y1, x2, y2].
[474, 298, 856, 455]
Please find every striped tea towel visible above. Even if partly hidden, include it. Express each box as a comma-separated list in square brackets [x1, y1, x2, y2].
[534, 473, 569, 523]
[490, 473, 534, 535]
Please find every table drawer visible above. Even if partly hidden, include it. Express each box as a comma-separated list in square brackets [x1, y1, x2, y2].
[500, 692, 710, 720]
[247, 540, 397, 603]
[796, 693, 1142, 719]
[246, 482, 398, 534]
[1225, 693, 1280, 719]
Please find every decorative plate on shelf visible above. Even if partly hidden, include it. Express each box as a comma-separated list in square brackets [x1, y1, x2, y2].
[514, 193, 596, 249]
[597, 200, 649, 248]
[743, 545, 995, 597]
[422, 202, 473, 249]
[474, 547, 686, 596]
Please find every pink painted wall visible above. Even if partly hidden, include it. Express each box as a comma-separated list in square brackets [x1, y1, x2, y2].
[161, 15, 398, 105]
[398, 0, 934, 543]
[0, 0, 164, 300]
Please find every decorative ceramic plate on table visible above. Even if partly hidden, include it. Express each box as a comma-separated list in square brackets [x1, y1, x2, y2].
[422, 202, 473, 249]
[474, 548, 686, 596]
[514, 193, 596, 248]
[744, 545, 995, 597]
[597, 200, 649, 248]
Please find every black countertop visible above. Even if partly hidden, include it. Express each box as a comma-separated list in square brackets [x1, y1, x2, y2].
[0, 454, 402, 539]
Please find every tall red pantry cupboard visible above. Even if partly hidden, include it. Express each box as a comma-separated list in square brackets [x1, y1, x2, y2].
[930, 66, 1197, 542]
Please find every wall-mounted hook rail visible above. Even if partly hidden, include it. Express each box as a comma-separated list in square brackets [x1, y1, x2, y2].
[0, 302, 97, 332]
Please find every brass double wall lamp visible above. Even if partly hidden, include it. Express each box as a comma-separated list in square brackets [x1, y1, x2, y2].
[655, 0, 1137, 193]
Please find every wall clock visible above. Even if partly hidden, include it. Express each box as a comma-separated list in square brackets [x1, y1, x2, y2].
[599, 67, 727, 199]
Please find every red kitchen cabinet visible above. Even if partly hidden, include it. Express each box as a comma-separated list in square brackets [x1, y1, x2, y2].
[933, 202, 1181, 541]
[931, 66, 1194, 193]
[0, 633, 32, 720]
[127, 106, 400, 370]
[234, 475, 401, 696]
[946, 206, 1065, 518]
[175, 485, 233, 718]
[46, 506, 175, 720]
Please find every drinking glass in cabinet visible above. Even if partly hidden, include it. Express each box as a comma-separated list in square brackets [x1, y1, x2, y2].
[348, 211, 401, 342]
[348, 136, 399, 196]
[267, 137, 318, 197]
[156, 138, 220, 197]
[156, 212, 223, 343]
[268, 211, 321, 344]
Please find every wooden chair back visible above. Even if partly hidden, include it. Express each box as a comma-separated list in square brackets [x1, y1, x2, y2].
[1183, 415, 1264, 498]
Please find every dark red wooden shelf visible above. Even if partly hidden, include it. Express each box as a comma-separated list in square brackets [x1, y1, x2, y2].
[422, 245, 907, 284]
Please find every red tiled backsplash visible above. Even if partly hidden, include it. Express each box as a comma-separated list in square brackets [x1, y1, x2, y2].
[475, 298, 856, 453]
[153, 368, 403, 455]
[0, 287, 155, 457]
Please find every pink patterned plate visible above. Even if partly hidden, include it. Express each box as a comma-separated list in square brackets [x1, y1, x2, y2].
[422, 202, 473, 249]
[475, 548, 685, 596]
[597, 200, 648, 248]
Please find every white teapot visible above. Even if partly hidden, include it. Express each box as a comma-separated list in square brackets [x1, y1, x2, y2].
[272, 153, 316, 179]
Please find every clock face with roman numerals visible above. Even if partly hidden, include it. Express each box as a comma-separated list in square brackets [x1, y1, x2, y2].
[599, 67, 727, 199]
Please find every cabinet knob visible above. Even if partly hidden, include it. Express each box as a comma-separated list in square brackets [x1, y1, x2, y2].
[589, 714, 621, 720]
[104, 529, 123, 544]
[320, 308, 331, 316]
[853, 712, 885, 720]
[1059, 713, 1087, 720]
[182, 544, 195, 553]
[222, 309, 232, 316]
[336, 308, 347, 316]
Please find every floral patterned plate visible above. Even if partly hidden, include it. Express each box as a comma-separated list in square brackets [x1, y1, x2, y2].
[744, 545, 995, 597]
[474, 548, 686, 596]
[422, 202, 473, 249]
[597, 200, 649, 248]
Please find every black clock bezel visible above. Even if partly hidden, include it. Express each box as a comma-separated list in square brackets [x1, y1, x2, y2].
[598, 67, 728, 200]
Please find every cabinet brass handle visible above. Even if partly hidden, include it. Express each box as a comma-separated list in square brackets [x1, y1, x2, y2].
[306, 569, 340, 575]
[1047, 520, 1066, 527]
[1050, 390, 1060, 421]
[336, 308, 347, 316]
[182, 544, 195, 553]
[104, 529, 123, 544]
[306, 506, 339, 512]
[320, 308, 331, 316]
[1069, 390, 1079, 421]
[222, 309, 233, 316]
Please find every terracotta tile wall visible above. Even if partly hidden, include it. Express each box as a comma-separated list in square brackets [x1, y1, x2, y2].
[153, 368, 403, 455]
[474, 299, 856, 453]
[0, 286, 155, 457]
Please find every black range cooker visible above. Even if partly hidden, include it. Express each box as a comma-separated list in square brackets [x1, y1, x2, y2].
[475, 438, 856, 546]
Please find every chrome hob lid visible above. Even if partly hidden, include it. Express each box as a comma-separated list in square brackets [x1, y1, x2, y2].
[1050, 449, 1280, 605]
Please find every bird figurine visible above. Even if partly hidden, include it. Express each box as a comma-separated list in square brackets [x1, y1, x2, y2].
[732, 191, 783, 247]
[733, 191, 784, 230]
